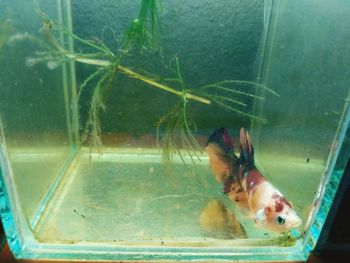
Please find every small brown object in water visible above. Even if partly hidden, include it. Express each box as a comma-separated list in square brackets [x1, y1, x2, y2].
[199, 199, 246, 239]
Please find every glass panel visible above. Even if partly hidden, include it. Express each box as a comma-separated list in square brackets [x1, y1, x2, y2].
[0, 0, 73, 235]
[0, 0, 349, 261]
[253, 0, 350, 256]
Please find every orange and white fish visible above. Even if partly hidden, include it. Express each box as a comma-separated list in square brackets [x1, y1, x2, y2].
[205, 127, 302, 232]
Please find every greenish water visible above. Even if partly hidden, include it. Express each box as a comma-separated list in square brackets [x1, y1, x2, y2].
[9, 147, 322, 244]
[0, 0, 349, 261]
[34, 149, 222, 243]
[10, 148, 69, 223]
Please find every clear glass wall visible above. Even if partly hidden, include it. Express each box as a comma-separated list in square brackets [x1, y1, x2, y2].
[0, 0, 76, 254]
[0, 0, 349, 261]
[252, 0, 350, 256]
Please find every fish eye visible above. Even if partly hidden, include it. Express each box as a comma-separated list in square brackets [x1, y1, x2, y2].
[275, 216, 286, 225]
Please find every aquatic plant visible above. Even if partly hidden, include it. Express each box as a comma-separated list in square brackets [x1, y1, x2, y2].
[33, 11, 205, 149]
[155, 57, 279, 167]
[274, 231, 299, 247]
[123, 0, 162, 51]
[156, 56, 202, 167]
[197, 80, 278, 123]
[22, 1, 278, 167]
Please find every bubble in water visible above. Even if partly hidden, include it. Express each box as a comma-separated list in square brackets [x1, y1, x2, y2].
[25, 57, 39, 67]
[47, 61, 60, 70]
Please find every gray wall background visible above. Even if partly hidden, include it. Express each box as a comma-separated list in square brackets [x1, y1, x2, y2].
[71, 0, 264, 135]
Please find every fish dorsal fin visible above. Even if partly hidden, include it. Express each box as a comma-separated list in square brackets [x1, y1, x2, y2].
[207, 128, 235, 155]
[239, 128, 254, 165]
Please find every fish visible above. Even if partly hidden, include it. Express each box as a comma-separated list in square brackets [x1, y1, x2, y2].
[205, 127, 302, 232]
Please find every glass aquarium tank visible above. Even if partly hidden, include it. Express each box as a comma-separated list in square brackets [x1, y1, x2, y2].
[0, 0, 349, 261]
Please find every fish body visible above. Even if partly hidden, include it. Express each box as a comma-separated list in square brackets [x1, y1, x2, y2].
[205, 128, 302, 232]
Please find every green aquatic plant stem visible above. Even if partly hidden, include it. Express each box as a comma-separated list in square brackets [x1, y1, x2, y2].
[214, 98, 266, 122]
[199, 80, 280, 97]
[64, 54, 211, 105]
[118, 65, 210, 104]
[124, 0, 161, 50]
[82, 70, 116, 149]
[41, 18, 273, 119]
[156, 56, 202, 168]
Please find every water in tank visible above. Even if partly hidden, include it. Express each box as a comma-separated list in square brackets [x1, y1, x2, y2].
[0, 0, 349, 261]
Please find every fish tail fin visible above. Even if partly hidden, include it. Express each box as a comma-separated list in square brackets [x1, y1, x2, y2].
[239, 127, 254, 165]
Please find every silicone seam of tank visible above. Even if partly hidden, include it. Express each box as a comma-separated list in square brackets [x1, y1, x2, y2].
[251, 0, 281, 144]
[301, 91, 350, 255]
[65, 0, 80, 145]
[29, 148, 78, 230]
[57, 0, 74, 146]
[56, 0, 80, 146]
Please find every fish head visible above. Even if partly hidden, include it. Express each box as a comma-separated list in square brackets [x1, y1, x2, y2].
[269, 207, 302, 232]
[255, 197, 302, 232]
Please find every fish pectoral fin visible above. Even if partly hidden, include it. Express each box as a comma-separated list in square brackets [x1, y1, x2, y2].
[255, 208, 267, 224]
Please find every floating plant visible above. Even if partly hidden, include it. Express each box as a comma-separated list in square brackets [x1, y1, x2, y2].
[123, 0, 162, 51]
[19, 0, 278, 167]
[156, 56, 202, 167]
